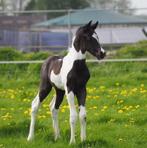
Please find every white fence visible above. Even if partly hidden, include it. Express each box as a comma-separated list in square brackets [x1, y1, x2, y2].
[0, 58, 147, 65]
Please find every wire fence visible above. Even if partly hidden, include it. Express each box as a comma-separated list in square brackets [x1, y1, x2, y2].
[0, 8, 147, 51]
[0, 58, 147, 65]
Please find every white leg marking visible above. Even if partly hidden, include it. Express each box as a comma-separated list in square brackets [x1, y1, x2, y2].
[79, 105, 86, 142]
[66, 91, 77, 144]
[27, 94, 40, 141]
[49, 96, 60, 141]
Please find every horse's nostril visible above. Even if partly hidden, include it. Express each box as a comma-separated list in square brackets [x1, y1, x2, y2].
[101, 51, 106, 56]
[100, 51, 106, 59]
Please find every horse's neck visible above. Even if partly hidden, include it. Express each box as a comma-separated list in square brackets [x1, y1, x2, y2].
[66, 46, 86, 61]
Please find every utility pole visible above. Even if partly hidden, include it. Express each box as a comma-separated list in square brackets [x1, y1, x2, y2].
[0, 0, 5, 11]
[19, 0, 23, 11]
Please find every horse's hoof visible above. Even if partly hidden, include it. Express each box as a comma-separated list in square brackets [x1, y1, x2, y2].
[54, 134, 61, 141]
[69, 139, 76, 145]
[27, 135, 34, 141]
[81, 137, 86, 142]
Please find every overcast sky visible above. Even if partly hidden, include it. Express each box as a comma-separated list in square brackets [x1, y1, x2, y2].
[131, 0, 147, 14]
[131, 0, 147, 8]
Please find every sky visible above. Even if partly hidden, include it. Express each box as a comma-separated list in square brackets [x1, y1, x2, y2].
[131, 0, 147, 8]
[131, 0, 147, 14]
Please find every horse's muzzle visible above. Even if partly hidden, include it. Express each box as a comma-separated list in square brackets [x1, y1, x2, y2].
[96, 51, 106, 60]
[100, 51, 106, 59]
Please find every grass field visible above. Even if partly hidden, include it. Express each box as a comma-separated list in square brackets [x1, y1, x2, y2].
[0, 42, 147, 148]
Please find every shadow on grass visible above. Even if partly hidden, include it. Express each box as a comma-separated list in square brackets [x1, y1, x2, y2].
[0, 120, 50, 139]
[78, 139, 111, 148]
[0, 120, 29, 138]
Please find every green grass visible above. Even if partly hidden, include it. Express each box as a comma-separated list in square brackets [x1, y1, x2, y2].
[0, 42, 147, 148]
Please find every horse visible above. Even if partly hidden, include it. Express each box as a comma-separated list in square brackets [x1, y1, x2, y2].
[27, 20, 106, 144]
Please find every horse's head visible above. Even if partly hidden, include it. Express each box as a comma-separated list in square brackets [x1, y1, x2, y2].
[73, 21, 106, 60]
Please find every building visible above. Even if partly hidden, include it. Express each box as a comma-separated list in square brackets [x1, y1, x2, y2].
[33, 9, 147, 47]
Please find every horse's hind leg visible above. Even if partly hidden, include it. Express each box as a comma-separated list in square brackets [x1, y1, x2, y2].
[49, 88, 65, 141]
[27, 80, 52, 141]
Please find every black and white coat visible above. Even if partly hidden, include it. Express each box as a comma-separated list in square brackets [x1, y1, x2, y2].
[27, 21, 106, 144]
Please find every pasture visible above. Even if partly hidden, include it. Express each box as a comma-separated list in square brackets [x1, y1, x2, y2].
[0, 41, 147, 148]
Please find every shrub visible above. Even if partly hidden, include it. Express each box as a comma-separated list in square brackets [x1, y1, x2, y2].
[0, 47, 24, 61]
[115, 40, 147, 58]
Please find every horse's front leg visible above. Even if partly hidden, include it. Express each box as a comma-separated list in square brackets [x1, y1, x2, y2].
[76, 88, 87, 142]
[66, 91, 78, 144]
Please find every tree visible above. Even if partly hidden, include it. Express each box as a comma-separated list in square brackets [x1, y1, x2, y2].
[115, 0, 133, 14]
[0, 0, 4, 11]
[25, 0, 90, 18]
[25, 0, 89, 10]
[90, 0, 133, 14]
[90, 0, 114, 9]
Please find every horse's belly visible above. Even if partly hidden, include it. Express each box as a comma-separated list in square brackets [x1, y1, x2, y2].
[50, 71, 64, 90]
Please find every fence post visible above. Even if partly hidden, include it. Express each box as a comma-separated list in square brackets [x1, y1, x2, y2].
[68, 9, 72, 48]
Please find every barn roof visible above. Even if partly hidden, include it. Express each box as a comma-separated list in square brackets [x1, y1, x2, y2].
[34, 9, 147, 27]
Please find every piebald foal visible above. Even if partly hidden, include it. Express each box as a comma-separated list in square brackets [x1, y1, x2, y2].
[27, 21, 106, 144]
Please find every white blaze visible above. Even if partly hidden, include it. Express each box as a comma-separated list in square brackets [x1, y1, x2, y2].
[92, 33, 99, 42]
[101, 47, 105, 53]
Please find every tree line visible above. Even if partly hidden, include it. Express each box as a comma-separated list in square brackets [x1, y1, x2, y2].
[0, 0, 132, 14]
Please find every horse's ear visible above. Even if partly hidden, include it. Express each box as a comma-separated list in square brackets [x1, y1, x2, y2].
[84, 20, 92, 28]
[91, 21, 99, 30]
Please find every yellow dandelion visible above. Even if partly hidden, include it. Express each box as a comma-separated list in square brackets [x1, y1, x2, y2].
[38, 115, 42, 119]
[1, 108, 6, 111]
[23, 99, 27, 102]
[10, 95, 15, 99]
[65, 119, 68, 123]
[103, 105, 108, 109]
[131, 88, 137, 93]
[42, 115, 46, 118]
[62, 105, 69, 109]
[118, 138, 123, 141]
[117, 100, 124, 104]
[93, 106, 97, 109]
[140, 90, 146, 93]
[95, 96, 100, 99]
[99, 86, 105, 89]
[0, 144, 4, 147]
[128, 106, 133, 109]
[46, 111, 51, 115]
[101, 109, 105, 112]
[87, 95, 91, 99]
[124, 124, 129, 127]
[109, 118, 115, 122]
[135, 105, 140, 108]
[61, 108, 65, 113]
[10, 108, 14, 111]
[115, 82, 119, 86]
[120, 90, 127, 96]
[114, 94, 117, 98]
[24, 110, 29, 115]
[118, 110, 123, 113]
[43, 104, 48, 108]
[120, 100, 124, 103]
